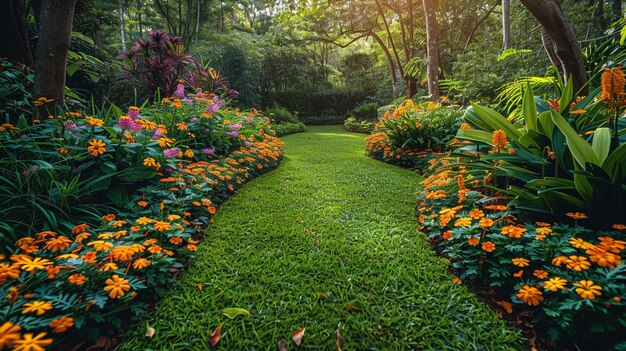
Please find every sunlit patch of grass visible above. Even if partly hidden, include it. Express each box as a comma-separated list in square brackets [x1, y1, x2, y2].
[120, 126, 524, 351]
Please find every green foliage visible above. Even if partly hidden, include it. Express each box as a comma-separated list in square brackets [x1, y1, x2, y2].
[0, 58, 35, 122]
[267, 106, 298, 124]
[272, 122, 306, 137]
[349, 102, 379, 120]
[344, 117, 374, 134]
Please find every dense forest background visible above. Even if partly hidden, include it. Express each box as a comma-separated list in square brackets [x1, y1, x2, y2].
[1, 0, 624, 119]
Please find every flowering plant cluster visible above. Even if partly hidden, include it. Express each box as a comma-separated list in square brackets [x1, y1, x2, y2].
[0, 90, 284, 349]
[374, 99, 463, 151]
[417, 156, 625, 347]
[365, 132, 442, 170]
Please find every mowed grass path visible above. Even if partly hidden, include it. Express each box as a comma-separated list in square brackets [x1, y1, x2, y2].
[120, 126, 523, 350]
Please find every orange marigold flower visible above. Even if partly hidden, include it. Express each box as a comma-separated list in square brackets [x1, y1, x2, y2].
[512, 258, 530, 267]
[136, 217, 153, 225]
[137, 200, 148, 208]
[0, 322, 21, 348]
[148, 245, 162, 254]
[535, 227, 552, 235]
[612, 224, 626, 230]
[74, 233, 91, 243]
[103, 274, 131, 299]
[513, 270, 524, 278]
[100, 262, 119, 272]
[569, 238, 593, 249]
[442, 230, 453, 240]
[153, 221, 172, 232]
[566, 212, 588, 220]
[468, 237, 479, 246]
[517, 285, 543, 306]
[481, 241, 496, 252]
[22, 301, 53, 315]
[552, 255, 568, 266]
[132, 258, 151, 269]
[533, 270, 548, 279]
[598, 236, 626, 253]
[44, 236, 72, 251]
[110, 246, 135, 261]
[536, 222, 551, 227]
[478, 218, 494, 228]
[49, 316, 74, 333]
[68, 273, 86, 285]
[469, 209, 484, 220]
[72, 223, 89, 235]
[87, 240, 113, 252]
[169, 237, 183, 245]
[492, 129, 509, 149]
[87, 139, 107, 157]
[565, 255, 591, 271]
[543, 277, 567, 292]
[501, 225, 526, 238]
[11, 332, 52, 351]
[573, 280, 602, 300]
[102, 214, 116, 222]
[586, 246, 621, 268]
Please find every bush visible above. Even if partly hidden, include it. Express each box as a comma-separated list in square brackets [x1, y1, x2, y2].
[349, 102, 379, 120]
[344, 117, 375, 134]
[0, 91, 284, 349]
[299, 115, 345, 125]
[0, 58, 35, 123]
[376, 100, 463, 151]
[271, 89, 374, 117]
[267, 106, 298, 124]
[273, 122, 306, 137]
[365, 132, 442, 170]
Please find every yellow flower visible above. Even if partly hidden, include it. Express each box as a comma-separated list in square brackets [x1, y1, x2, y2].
[586, 246, 621, 268]
[87, 139, 107, 157]
[454, 217, 472, 227]
[19, 257, 53, 272]
[100, 262, 119, 272]
[49, 316, 74, 333]
[11, 332, 53, 351]
[469, 209, 484, 219]
[136, 217, 153, 225]
[104, 274, 131, 299]
[543, 277, 567, 292]
[552, 255, 568, 266]
[153, 221, 172, 232]
[573, 280, 602, 300]
[512, 258, 530, 267]
[143, 157, 158, 167]
[22, 301, 53, 316]
[184, 149, 195, 158]
[87, 240, 114, 252]
[0, 322, 21, 349]
[86, 116, 104, 126]
[516, 285, 543, 306]
[569, 238, 593, 249]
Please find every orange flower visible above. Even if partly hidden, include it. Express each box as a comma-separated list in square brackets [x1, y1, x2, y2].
[565, 256, 591, 271]
[512, 258, 530, 267]
[137, 201, 148, 208]
[104, 275, 131, 299]
[22, 301, 53, 315]
[68, 273, 86, 285]
[82, 251, 97, 263]
[49, 316, 74, 333]
[533, 270, 548, 279]
[566, 212, 587, 220]
[535, 227, 552, 235]
[19, 257, 53, 272]
[454, 217, 472, 227]
[573, 280, 602, 299]
[442, 230, 453, 240]
[132, 258, 151, 269]
[492, 129, 509, 149]
[601, 66, 626, 108]
[100, 262, 119, 272]
[513, 270, 524, 278]
[469, 209, 484, 220]
[612, 224, 626, 230]
[153, 221, 172, 232]
[552, 255, 568, 266]
[478, 218, 494, 228]
[11, 332, 52, 351]
[468, 237, 479, 246]
[169, 237, 183, 245]
[481, 241, 496, 252]
[586, 246, 621, 268]
[87, 139, 107, 157]
[598, 236, 626, 253]
[501, 225, 526, 238]
[0, 263, 21, 282]
[87, 240, 113, 252]
[516, 286, 543, 306]
[569, 238, 593, 249]
[543, 277, 567, 292]
[0, 322, 21, 349]
[44, 236, 72, 251]
[102, 214, 116, 222]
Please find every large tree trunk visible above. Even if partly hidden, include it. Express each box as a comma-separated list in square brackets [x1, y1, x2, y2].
[34, 0, 77, 114]
[0, 0, 33, 66]
[502, 0, 511, 50]
[520, 0, 588, 96]
[118, 0, 127, 51]
[423, 0, 440, 101]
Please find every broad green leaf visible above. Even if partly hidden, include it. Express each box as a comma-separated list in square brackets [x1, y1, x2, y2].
[591, 128, 611, 165]
[550, 110, 599, 168]
[471, 104, 521, 139]
[456, 129, 494, 145]
[573, 173, 593, 203]
[537, 111, 555, 139]
[559, 78, 573, 113]
[522, 83, 538, 131]
[602, 143, 626, 179]
[222, 307, 252, 319]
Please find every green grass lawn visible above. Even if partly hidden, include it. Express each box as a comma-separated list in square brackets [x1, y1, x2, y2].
[119, 125, 524, 350]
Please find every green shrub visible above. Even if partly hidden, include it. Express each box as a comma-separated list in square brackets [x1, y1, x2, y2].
[344, 117, 375, 134]
[349, 102, 379, 120]
[273, 122, 306, 137]
[300, 115, 345, 125]
[267, 106, 299, 124]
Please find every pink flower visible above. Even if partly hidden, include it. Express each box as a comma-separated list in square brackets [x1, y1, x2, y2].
[202, 148, 215, 155]
[127, 107, 140, 120]
[173, 83, 185, 98]
[152, 129, 163, 140]
[163, 147, 181, 158]
[118, 116, 141, 132]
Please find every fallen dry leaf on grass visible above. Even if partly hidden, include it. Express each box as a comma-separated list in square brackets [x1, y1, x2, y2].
[197, 283, 203, 291]
[208, 323, 223, 348]
[277, 339, 287, 351]
[291, 328, 305, 347]
[335, 329, 342, 351]
[145, 325, 155, 338]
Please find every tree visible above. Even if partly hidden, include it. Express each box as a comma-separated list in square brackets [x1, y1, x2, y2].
[502, 0, 511, 50]
[34, 0, 78, 114]
[423, 0, 439, 100]
[0, 0, 33, 66]
[520, 0, 588, 95]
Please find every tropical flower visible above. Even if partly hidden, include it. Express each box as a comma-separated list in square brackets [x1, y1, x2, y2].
[0, 322, 21, 349]
[87, 139, 107, 156]
[543, 277, 568, 292]
[573, 280, 603, 300]
[492, 129, 509, 149]
[22, 301, 53, 316]
[104, 275, 131, 299]
[516, 286, 543, 306]
[601, 66, 626, 108]
[11, 332, 53, 351]
[49, 316, 74, 333]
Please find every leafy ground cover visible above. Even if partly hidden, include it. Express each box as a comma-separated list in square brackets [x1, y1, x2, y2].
[120, 125, 523, 350]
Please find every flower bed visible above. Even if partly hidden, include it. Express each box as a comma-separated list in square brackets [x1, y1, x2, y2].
[0, 92, 284, 349]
